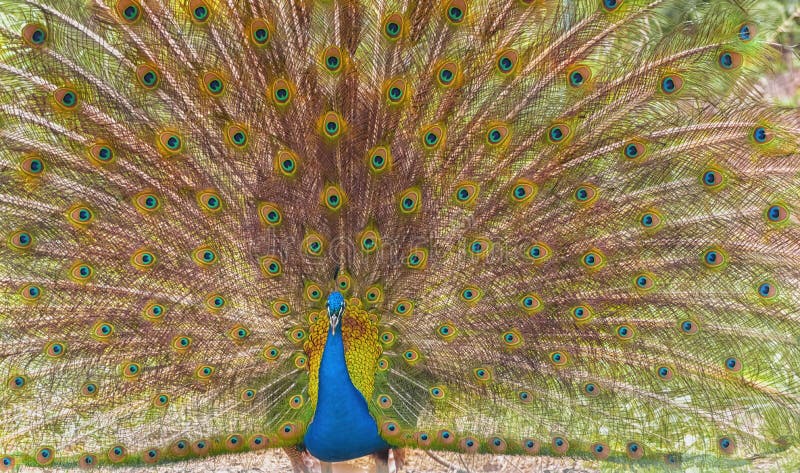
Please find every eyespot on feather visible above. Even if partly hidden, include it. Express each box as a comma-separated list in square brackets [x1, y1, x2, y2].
[717, 51, 742, 70]
[188, 0, 212, 23]
[116, 0, 142, 23]
[453, 182, 479, 205]
[53, 87, 79, 110]
[259, 256, 282, 277]
[591, 443, 610, 460]
[224, 124, 249, 149]
[322, 46, 344, 73]
[197, 189, 224, 213]
[436, 60, 462, 87]
[136, 64, 160, 89]
[108, 445, 127, 463]
[226, 435, 244, 451]
[385, 78, 407, 104]
[157, 130, 183, 156]
[143, 302, 167, 321]
[660, 74, 683, 94]
[78, 454, 96, 469]
[445, 0, 467, 23]
[171, 335, 192, 351]
[460, 437, 480, 453]
[201, 71, 225, 96]
[626, 441, 644, 459]
[92, 321, 114, 340]
[552, 436, 569, 454]
[258, 202, 282, 227]
[496, 49, 519, 75]
[271, 78, 294, 106]
[303, 232, 326, 256]
[8, 230, 33, 250]
[88, 142, 116, 165]
[22, 23, 48, 47]
[321, 183, 346, 211]
[20, 284, 42, 302]
[486, 122, 510, 146]
[421, 124, 445, 149]
[20, 156, 45, 176]
[191, 439, 210, 456]
[142, 448, 160, 464]
[567, 65, 591, 87]
[275, 149, 299, 177]
[382, 13, 404, 40]
[510, 179, 536, 204]
[195, 365, 215, 380]
[69, 262, 95, 283]
[405, 248, 428, 269]
[131, 249, 157, 270]
[192, 246, 218, 267]
[36, 447, 54, 466]
[133, 190, 162, 213]
[249, 18, 272, 47]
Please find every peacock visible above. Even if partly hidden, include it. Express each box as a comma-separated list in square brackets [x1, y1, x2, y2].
[0, 0, 799, 471]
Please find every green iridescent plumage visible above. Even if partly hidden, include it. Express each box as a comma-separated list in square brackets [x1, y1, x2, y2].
[0, 0, 799, 471]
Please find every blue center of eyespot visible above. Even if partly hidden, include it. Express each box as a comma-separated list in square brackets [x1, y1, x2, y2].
[62, 92, 76, 106]
[682, 321, 693, 332]
[636, 276, 648, 287]
[326, 121, 338, 133]
[555, 438, 564, 446]
[448, 7, 463, 21]
[662, 77, 675, 92]
[194, 6, 208, 20]
[550, 127, 563, 141]
[629, 443, 638, 452]
[703, 171, 717, 185]
[584, 254, 596, 265]
[124, 6, 138, 19]
[625, 143, 639, 158]
[641, 214, 653, 226]
[768, 206, 782, 221]
[167, 136, 180, 149]
[254, 28, 268, 42]
[275, 88, 289, 101]
[754, 127, 768, 143]
[719, 53, 733, 68]
[79, 266, 90, 277]
[326, 56, 340, 69]
[32, 29, 45, 43]
[720, 438, 731, 448]
[440, 69, 454, 83]
[29, 286, 40, 297]
[705, 251, 718, 264]
[595, 445, 604, 453]
[386, 22, 400, 37]
[604, 0, 618, 8]
[739, 25, 751, 40]
[499, 57, 513, 71]
[145, 196, 157, 208]
[758, 283, 772, 297]
[143, 71, 156, 85]
[389, 86, 403, 100]
[726, 357, 737, 369]
[30, 159, 43, 172]
[658, 367, 669, 377]
[458, 188, 469, 200]
[425, 132, 438, 146]
[570, 71, 583, 85]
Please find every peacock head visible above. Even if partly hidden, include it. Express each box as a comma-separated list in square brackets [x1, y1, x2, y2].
[326, 291, 345, 335]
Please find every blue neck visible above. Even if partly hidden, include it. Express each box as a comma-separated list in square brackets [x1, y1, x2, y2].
[303, 326, 390, 462]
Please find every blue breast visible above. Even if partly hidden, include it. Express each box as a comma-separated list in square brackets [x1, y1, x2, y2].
[303, 326, 390, 461]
